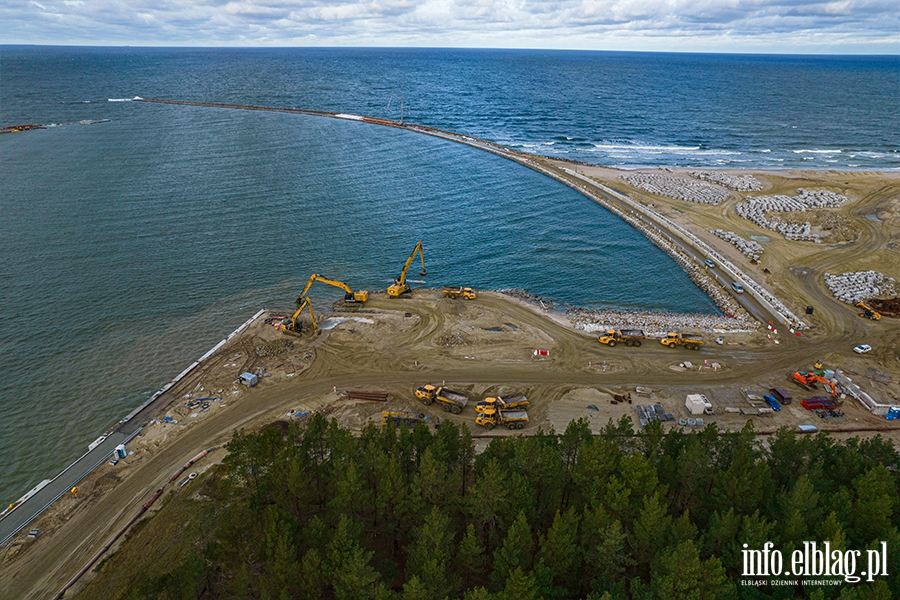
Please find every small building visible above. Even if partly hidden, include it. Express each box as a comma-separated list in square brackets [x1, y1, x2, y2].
[685, 394, 713, 415]
[238, 372, 259, 387]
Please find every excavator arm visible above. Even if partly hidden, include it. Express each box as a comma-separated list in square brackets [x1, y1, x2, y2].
[387, 241, 426, 297]
[287, 297, 317, 333]
[297, 273, 369, 304]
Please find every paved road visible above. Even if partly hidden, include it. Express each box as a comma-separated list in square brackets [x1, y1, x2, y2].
[0, 430, 138, 547]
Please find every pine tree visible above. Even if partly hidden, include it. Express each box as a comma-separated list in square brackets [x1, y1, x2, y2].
[535, 508, 581, 597]
[406, 505, 460, 597]
[327, 515, 380, 600]
[458, 523, 488, 590]
[490, 511, 534, 591]
[651, 539, 732, 600]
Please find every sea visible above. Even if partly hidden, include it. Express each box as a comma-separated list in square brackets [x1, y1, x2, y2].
[0, 47, 897, 504]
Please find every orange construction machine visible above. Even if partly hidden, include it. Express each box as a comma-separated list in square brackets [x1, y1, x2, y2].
[792, 371, 837, 397]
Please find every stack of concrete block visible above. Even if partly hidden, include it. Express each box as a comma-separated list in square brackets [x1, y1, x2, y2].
[690, 171, 763, 191]
[622, 173, 731, 205]
[735, 189, 851, 242]
[823, 271, 897, 304]
[710, 229, 765, 261]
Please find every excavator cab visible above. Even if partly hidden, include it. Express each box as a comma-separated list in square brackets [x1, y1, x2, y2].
[388, 241, 426, 297]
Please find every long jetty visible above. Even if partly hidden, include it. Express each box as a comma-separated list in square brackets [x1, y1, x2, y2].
[137, 98, 796, 329]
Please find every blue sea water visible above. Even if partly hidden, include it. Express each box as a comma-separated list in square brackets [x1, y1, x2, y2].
[0, 47, 897, 503]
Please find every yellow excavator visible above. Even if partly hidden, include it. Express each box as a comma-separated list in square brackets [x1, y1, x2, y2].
[387, 240, 426, 297]
[856, 302, 881, 321]
[297, 273, 369, 304]
[283, 297, 317, 334]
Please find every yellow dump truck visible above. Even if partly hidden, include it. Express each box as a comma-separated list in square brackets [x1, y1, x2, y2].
[475, 408, 529, 430]
[598, 329, 646, 347]
[475, 394, 529, 414]
[660, 332, 704, 350]
[414, 385, 469, 414]
[442, 286, 477, 300]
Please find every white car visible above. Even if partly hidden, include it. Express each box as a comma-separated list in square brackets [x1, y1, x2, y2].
[853, 344, 872, 354]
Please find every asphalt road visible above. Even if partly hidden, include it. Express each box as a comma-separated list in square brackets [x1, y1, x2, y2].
[0, 431, 136, 547]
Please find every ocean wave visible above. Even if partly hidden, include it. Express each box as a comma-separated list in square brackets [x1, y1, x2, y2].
[793, 149, 842, 154]
[108, 98, 132, 102]
[593, 143, 701, 152]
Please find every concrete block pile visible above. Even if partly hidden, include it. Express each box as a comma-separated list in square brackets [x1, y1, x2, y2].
[689, 171, 763, 191]
[710, 229, 764, 261]
[823, 271, 897, 304]
[735, 189, 851, 242]
[622, 173, 731, 205]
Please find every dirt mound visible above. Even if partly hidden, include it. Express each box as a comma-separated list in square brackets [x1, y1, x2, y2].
[866, 297, 900, 318]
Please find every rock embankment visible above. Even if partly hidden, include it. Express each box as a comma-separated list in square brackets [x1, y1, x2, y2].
[710, 229, 764, 261]
[568, 308, 756, 336]
[824, 271, 897, 304]
[735, 189, 850, 242]
[621, 173, 731, 205]
[689, 170, 763, 191]
[501, 289, 756, 335]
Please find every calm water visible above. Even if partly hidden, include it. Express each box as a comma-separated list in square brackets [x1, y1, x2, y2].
[0, 47, 896, 503]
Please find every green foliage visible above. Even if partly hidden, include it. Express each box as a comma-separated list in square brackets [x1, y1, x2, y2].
[98, 418, 900, 600]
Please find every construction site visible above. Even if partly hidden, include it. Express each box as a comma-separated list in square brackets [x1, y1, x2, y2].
[1, 109, 900, 597]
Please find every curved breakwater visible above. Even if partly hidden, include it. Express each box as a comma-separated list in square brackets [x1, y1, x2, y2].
[136, 98, 764, 327]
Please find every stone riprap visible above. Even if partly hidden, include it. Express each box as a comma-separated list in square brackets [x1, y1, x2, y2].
[689, 170, 763, 191]
[569, 307, 756, 337]
[735, 189, 851, 242]
[710, 229, 765, 261]
[622, 173, 731, 205]
[823, 271, 897, 304]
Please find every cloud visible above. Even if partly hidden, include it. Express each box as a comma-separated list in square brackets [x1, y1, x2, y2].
[2, 0, 897, 52]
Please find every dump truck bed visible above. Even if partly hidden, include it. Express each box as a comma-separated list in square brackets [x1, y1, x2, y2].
[438, 388, 468, 404]
[620, 329, 645, 337]
[501, 410, 529, 421]
[498, 393, 527, 405]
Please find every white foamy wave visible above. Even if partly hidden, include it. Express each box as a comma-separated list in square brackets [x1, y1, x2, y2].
[108, 98, 132, 102]
[793, 149, 842, 154]
[761, 149, 771, 153]
[593, 143, 701, 152]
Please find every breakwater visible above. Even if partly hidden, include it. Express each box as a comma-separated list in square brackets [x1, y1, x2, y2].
[134, 98, 791, 327]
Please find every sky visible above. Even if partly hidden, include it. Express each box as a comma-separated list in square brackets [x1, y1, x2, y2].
[3, 0, 898, 54]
